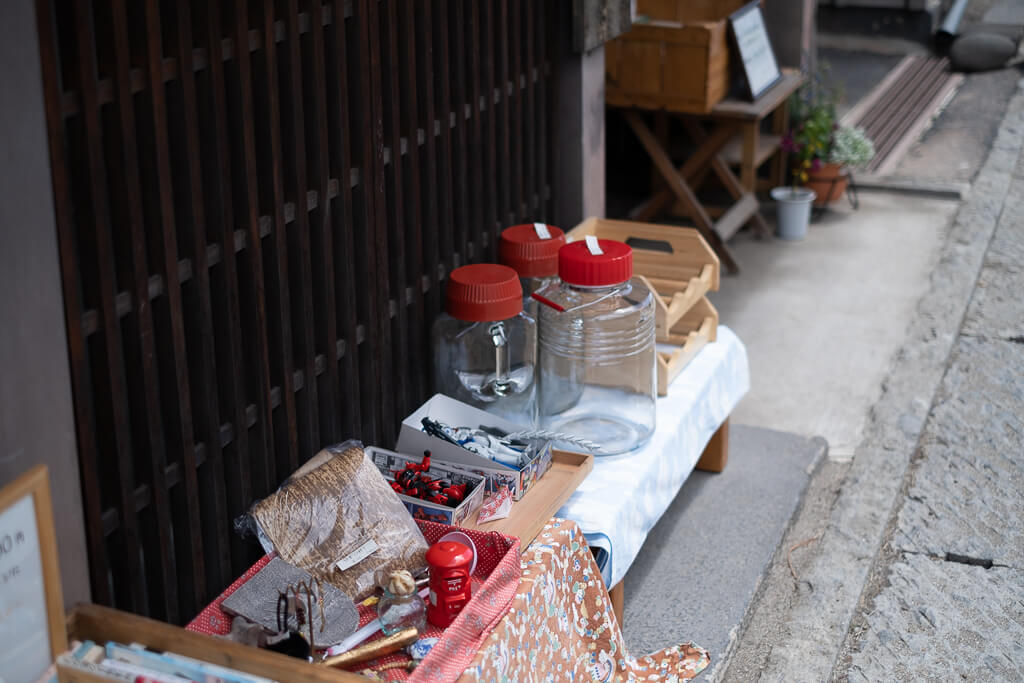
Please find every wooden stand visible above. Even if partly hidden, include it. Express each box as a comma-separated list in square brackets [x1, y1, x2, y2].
[617, 70, 804, 274]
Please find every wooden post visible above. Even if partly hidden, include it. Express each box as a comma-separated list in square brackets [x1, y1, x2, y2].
[609, 581, 625, 625]
[696, 418, 730, 473]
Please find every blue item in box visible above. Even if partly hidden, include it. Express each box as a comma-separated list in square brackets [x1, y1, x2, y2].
[396, 394, 553, 500]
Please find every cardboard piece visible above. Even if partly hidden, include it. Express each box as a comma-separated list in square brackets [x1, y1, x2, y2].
[366, 446, 486, 526]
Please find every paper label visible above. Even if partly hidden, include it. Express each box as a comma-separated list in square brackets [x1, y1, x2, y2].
[584, 235, 604, 255]
[334, 539, 379, 572]
[533, 222, 552, 239]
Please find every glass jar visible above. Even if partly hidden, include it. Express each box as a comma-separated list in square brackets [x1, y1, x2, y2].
[377, 587, 427, 635]
[535, 238, 656, 455]
[433, 264, 537, 426]
[499, 222, 566, 316]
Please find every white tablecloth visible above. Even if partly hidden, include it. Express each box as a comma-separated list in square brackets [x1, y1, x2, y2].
[557, 325, 750, 586]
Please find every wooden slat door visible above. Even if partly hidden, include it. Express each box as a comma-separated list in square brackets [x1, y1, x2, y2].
[36, 0, 559, 623]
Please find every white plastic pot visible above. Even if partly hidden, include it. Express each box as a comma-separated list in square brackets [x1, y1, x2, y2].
[771, 187, 817, 241]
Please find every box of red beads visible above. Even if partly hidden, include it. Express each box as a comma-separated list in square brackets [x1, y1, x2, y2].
[366, 446, 486, 526]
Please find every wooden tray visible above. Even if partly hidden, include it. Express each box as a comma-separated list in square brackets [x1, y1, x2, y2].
[462, 450, 593, 548]
[656, 296, 719, 396]
[567, 218, 719, 341]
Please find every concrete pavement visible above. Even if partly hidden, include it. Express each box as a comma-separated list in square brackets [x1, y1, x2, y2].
[840, 105, 1024, 680]
[719, 79, 1024, 681]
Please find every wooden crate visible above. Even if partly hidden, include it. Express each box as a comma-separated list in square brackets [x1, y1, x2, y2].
[566, 218, 719, 341]
[60, 604, 365, 682]
[653, 296, 719, 396]
[605, 0, 750, 114]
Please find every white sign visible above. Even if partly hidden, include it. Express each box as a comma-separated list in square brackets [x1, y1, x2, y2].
[0, 494, 50, 683]
[730, 3, 781, 99]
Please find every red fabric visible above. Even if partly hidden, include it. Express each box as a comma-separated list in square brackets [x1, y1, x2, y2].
[186, 520, 520, 682]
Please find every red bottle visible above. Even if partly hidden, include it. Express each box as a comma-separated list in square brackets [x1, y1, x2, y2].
[425, 541, 474, 628]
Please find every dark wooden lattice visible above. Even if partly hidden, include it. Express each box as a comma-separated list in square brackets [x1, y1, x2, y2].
[36, 0, 557, 623]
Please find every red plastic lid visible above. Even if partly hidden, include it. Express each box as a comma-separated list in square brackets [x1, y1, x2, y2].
[445, 264, 523, 321]
[498, 223, 566, 278]
[558, 239, 633, 286]
[426, 541, 474, 569]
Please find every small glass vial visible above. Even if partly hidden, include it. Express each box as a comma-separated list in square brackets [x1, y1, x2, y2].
[499, 222, 566, 315]
[535, 238, 656, 455]
[376, 570, 426, 636]
[433, 264, 537, 426]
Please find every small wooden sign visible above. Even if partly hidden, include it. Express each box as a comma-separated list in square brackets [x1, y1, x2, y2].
[0, 465, 66, 683]
[728, 2, 782, 100]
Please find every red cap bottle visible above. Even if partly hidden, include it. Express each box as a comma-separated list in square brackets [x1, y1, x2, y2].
[557, 239, 633, 287]
[499, 223, 566, 278]
[445, 264, 523, 321]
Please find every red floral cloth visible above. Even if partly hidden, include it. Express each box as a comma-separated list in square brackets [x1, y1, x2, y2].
[459, 519, 710, 682]
[186, 521, 520, 681]
[187, 518, 708, 681]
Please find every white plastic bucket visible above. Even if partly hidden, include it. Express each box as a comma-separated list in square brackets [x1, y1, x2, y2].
[771, 187, 817, 241]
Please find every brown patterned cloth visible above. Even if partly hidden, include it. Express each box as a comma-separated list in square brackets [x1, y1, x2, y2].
[459, 518, 710, 682]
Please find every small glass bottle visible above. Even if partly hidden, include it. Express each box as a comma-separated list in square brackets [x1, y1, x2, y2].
[535, 238, 657, 455]
[498, 222, 566, 316]
[376, 570, 426, 636]
[432, 264, 537, 426]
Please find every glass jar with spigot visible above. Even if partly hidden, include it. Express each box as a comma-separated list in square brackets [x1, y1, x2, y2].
[432, 264, 537, 426]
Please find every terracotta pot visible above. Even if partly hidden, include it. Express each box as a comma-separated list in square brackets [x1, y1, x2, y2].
[803, 162, 848, 207]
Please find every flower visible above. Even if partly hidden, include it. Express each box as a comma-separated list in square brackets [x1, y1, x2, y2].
[786, 67, 841, 187]
[780, 132, 798, 154]
[830, 125, 876, 168]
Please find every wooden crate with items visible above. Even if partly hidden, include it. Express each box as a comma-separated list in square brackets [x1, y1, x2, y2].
[605, 0, 755, 114]
[7, 435, 584, 682]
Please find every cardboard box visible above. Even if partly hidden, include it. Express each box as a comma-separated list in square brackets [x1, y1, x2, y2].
[367, 446, 486, 526]
[396, 394, 553, 500]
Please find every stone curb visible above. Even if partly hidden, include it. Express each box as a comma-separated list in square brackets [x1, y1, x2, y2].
[748, 82, 1024, 683]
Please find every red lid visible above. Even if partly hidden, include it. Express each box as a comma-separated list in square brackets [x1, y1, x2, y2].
[498, 223, 566, 278]
[558, 239, 633, 286]
[445, 264, 523, 321]
[426, 541, 474, 569]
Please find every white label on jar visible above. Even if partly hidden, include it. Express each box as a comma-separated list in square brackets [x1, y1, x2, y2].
[585, 234, 604, 255]
[334, 539, 379, 571]
[533, 222, 552, 239]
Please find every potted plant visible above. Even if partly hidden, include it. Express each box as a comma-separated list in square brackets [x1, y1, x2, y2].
[772, 103, 827, 239]
[784, 73, 876, 207]
[800, 125, 876, 206]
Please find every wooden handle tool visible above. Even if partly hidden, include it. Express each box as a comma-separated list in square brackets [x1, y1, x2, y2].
[320, 627, 419, 668]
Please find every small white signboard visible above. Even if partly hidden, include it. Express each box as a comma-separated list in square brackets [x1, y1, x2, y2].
[0, 466, 65, 683]
[729, 2, 782, 100]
